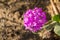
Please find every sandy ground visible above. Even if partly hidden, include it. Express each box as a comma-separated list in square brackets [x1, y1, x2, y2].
[0, 0, 60, 40]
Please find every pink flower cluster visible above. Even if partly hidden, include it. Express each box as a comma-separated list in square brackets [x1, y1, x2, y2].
[23, 7, 47, 32]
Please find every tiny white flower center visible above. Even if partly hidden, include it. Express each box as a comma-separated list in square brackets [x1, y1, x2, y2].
[29, 14, 32, 17]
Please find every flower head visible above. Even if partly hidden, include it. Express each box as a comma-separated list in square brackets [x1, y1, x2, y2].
[23, 7, 47, 32]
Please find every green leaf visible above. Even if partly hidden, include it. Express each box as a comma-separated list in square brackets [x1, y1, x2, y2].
[54, 23, 60, 36]
[52, 15, 60, 22]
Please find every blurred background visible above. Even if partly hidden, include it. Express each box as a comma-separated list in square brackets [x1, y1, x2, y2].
[0, 0, 60, 40]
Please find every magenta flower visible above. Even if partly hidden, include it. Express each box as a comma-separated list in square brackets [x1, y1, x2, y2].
[23, 7, 47, 32]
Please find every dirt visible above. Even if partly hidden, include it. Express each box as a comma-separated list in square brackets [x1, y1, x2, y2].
[0, 0, 60, 40]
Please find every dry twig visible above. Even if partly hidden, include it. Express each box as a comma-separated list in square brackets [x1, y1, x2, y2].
[50, 0, 58, 16]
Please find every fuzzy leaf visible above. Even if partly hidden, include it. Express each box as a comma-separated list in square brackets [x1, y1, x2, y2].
[54, 23, 60, 36]
[43, 21, 56, 31]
